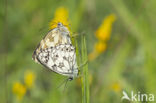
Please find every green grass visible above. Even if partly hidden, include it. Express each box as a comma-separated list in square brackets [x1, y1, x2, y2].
[81, 35, 89, 103]
[75, 34, 89, 103]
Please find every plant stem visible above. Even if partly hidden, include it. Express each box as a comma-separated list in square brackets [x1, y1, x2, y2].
[81, 36, 89, 103]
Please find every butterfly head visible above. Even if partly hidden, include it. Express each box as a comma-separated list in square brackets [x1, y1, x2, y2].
[56, 22, 69, 36]
[57, 22, 63, 27]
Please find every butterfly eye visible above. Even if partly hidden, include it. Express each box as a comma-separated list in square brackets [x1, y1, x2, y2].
[58, 22, 62, 27]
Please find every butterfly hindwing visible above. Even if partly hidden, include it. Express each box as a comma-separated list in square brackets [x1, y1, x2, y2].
[36, 44, 78, 76]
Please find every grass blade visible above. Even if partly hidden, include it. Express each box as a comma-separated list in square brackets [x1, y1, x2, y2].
[81, 35, 89, 103]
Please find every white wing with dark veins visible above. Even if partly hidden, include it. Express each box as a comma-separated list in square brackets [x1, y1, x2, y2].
[36, 44, 78, 77]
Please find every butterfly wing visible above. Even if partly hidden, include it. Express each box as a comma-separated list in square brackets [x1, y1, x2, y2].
[32, 23, 78, 78]
[32, 25, 71, 64]
[36, 44, 78, 77]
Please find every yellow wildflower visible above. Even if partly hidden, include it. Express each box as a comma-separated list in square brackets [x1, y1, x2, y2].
[49, 7, 69, 30]
[95, 14, 116, 41]
[95, 41, 107, 54]
[12, 82, 26, 100]
[89, 14, 116, 61]
[88, 41, 106, 61]
[24, 70, 35, 89]
[111, 82, 122, 92]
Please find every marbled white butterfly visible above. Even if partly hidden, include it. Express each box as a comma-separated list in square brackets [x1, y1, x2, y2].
[32, 23, 78, 81]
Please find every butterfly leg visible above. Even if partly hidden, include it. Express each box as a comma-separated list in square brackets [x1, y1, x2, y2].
[76, 60, 88, 78]
[71, 32, 85, 38]
[78, 60, 88, 69]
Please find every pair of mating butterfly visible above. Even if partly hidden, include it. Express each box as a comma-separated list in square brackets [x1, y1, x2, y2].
[32, 23, 81, 81]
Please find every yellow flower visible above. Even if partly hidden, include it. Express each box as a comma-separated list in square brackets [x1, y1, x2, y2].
[111, 82, 122, 92]
[95, 41, 107, 54]
[12, 82, 26, 100]
[89, 14, 116, 61]
[24, 70, 35, 89]
[95, 14, 116, 41]
[49, 7, 69, 30]
[88, 41, 106, 61]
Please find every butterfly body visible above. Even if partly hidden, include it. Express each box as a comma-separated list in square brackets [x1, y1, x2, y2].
[32, 23, 78, 80]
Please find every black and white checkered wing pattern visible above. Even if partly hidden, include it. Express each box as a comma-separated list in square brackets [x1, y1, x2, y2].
[36, 44, 78, 77]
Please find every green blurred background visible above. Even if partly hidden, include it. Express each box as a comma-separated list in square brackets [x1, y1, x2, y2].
[0, 0, 156, 103]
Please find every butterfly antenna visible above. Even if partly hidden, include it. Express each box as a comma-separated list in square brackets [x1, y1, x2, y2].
[49, 21, 58, 26]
